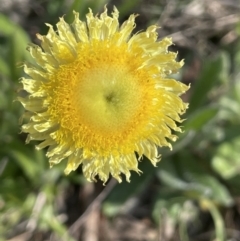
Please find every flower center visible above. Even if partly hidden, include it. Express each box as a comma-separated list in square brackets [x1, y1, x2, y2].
[74, 64, 142, 133]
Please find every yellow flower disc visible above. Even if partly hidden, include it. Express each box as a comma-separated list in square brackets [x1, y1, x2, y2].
[19, 7, 189, 183]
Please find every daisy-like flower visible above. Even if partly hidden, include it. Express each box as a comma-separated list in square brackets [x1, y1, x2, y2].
[19, 7, 189, 183]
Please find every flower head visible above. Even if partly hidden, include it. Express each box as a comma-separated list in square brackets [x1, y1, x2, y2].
[19, 7, 189, 183]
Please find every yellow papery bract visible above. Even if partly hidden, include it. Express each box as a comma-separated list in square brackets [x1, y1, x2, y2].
[19, 7, 189, 183]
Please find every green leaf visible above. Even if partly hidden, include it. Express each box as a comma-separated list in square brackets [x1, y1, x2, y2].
[8, 28, 30, 80]
[190, 174, 233, 207]
[9, 150, 39, 180]
[118, 0, 142, 15]
[188, 54, 225, 113]
[0, 14, 18, 35]
[0, 13, 31, 79]
[219, 98, 240, 122]
[0, 56, 10, 77]
[5, 139, 45, 181]
[212, 136, 240, 179]
[185, 106, 218, 131]
[156, 156, 233, 207]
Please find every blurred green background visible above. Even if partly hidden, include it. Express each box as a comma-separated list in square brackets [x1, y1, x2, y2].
[0, 0, 240, 240]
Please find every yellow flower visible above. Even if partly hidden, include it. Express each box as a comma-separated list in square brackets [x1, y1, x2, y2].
[19, 7, 189, 183]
